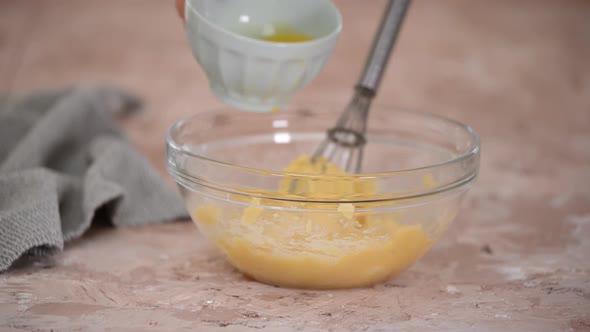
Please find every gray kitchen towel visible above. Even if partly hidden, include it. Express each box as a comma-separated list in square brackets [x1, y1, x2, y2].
[0, 85, 189, 271]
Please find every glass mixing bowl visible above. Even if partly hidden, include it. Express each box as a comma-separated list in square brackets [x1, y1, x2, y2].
[166, 105, 480, 289]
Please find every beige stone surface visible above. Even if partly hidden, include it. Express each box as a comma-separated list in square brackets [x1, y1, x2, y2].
[1, 0, 589, 331]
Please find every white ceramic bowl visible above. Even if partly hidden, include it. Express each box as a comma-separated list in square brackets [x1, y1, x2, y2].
[184, 0, 342, 112]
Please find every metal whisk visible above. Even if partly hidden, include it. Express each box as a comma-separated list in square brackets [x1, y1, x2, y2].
[312, 0, 412, 174]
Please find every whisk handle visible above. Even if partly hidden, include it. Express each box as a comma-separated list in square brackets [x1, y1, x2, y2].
[357, 0, 411, 96]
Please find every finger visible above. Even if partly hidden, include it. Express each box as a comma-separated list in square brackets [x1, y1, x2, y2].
[176, 0, 185, 21]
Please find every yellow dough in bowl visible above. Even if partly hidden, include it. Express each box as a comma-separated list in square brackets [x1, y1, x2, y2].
[193, 156, 434, 289]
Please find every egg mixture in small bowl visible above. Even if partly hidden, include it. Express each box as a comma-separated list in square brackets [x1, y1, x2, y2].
[166, 105, 480, 289]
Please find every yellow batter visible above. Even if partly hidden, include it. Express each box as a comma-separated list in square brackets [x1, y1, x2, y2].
[193, 156, 434, 289]
[259, 25, 313, 43]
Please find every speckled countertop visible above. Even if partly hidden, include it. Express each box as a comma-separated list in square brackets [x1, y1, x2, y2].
[1, 1, 589, 331]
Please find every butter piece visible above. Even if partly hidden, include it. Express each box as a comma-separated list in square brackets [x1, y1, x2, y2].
[195, 206, 222, 225]
[337, 203, 355, 219]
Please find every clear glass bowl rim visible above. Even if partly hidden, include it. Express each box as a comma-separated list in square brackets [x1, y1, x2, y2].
[166, 105, 480, 202]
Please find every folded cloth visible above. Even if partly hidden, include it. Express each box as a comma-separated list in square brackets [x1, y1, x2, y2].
[0, 86, 189, 271]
